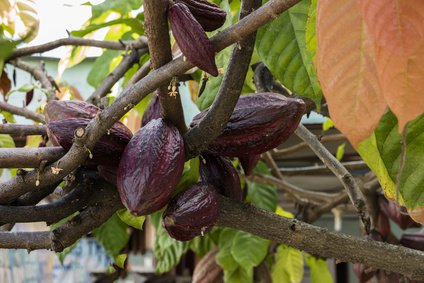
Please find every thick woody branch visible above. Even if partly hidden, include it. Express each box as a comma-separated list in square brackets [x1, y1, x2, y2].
[217, 197, 424, 281]
[8, 37, 148, 60]
[144, 0, 186, 133]
[0, 101, 45, 123]
[185, 0, 262, 156]
[295, 124, 370, 232]
[0, 123, 46, 136]
[86, 48, 149, 105]
[0, 0, 302, 204]
[8, 59, 56, 98]
[0, 147, 65, 168]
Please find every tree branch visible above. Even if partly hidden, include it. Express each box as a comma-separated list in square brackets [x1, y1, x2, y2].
[184, 0, 262, 156]
[295, 124, 370, 232]
[125, 59, 151, 87]
[0, 123, 46, 136]
[217, 196, 424, 281]
[0, 147, 65, 168]
[86, 48, 149, 105]
[279, 161, 368, 176]
[144, 0, 187, 133]
[0, 0, 302, 204]
[0, 101, 45, 123]
[7, 37, 148, 60]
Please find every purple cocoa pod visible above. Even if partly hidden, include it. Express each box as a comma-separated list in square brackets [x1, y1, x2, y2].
[175, 0, 226, 32]
[47, 117, 132, 166]
[168, 2, 218, 76]
[400, 233, 424, 251]
[378, 194, 420, 230]
[44, 100, 100, 122]
[117, 118, 185, 216]
[141, 94, 162, 127]
[238, 154, 261, 176]
[199, 154, 243, 201]
[190, 93, 305, 157]
[163, 183, 219, 241]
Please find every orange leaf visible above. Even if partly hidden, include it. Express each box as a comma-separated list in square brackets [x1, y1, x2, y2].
[316, 0, 387, 147]
[357, 0, 424, 56]
[0, 71, 11, 97]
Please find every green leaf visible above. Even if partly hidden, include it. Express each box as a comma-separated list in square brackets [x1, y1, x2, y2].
[116, 208, 145, 230]
[0, 134, 15, 148]
[115, 253, 128, 269]
[174, 157, 200, 195]
[322, 118, 334, 131]
[225, 266, 253, 283]
[256, 0, 321, 106]
[358, 110, 424, 212]
[305, 0, 317, 60]
[93, 213, 130, 258]
[216, 228, 239, 271]
[231, 231, 269, 269]
[58, 241, 79, 264]
[71, 18, 143, 37]
[189, 233, 215, 256]
[247, 180, 278, 212]
[1, 111, 15, 123]
[271, 245, 304, 283]
[87, 50, 122, 88]
[90, 0, 143, 19]
[154, 223, 189, 273]
[305, 255, 333, 283]
[336, 143, 345, 161]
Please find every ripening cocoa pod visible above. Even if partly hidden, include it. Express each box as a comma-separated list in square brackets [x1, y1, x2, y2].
[400, 233, 424, 251]
[175, 0, 226, 32]
[168, 2, 218, 76]
[97, 165, 117, 186]
[117, 118, 185, 216]
[44, 100, 99, 122]
[353, 263, 377, 283]
[47, 118, 132, 166]
[378, 194, 420, 230]
[190, 93, 305, 157]
[163, 183, 219, 241]
[377, 211, 391, 240]
[199, 154, 243, 201]
[238, 154, 261, 176]
[141, 94, 161, 127]
[192, 248, 224, 283]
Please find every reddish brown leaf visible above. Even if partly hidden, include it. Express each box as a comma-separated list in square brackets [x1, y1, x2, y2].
[316, 0, 387, 147]
[0, 71, 11, 97]
[25, 89, 34, 106]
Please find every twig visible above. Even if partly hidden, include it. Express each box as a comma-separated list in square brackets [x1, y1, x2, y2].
[125, 59, 152, 87]
[86, 48, 148, 105]
[8, 59, 56, 98]
[0, 147, 65, 168]
[0, 0, 302, 204]
[0, 123, 47, 136]
[217, 196, 424, 281]
[144, 0, 186, 133]
[263, 152, 285, 179]
[8, 37, 148, 60]
[0, 101, 45, 123]
[279, 161, 368, 176]
[184, 0, 262, 156]
[306, 193, 349, 223]
[295, 124, 370, 232]
[272, 133, 345, 157]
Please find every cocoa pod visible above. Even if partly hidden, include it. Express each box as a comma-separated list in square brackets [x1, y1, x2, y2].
[44, 100, 99, 122]
[378, 194, 420, 230]
[190, 93, 305, 157]
[238, 154, 261, 176]
[168, 2, 218, 76]
[47, 117, 132, 166]
[163, 183, 219, 241]
[97, 165, 117, 186]
[175, 0, 226, 32]
[192, 248, 224, 283]
[400, 233, 424, 251]
[353, 263, 377, 283]
[199, 154, 243, 201]
[141, 94, 161, 127]
[376, 211, 391, 240]
[117, 118, 185, 216]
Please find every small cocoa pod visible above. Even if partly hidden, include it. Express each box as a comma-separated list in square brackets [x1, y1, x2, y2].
[353, 263, 376, 283]
[163, 183, 219, 241]
[199, 154, 243, 201]
[192, 248, 224, 283]
[44, 100, 100, 122]
[378, 194, 420, 230]
[175, 0, 226, 32]
[168, 2, 218, 76]
[400, 233, 424, 251]
[47, 117, 132, 166]
[141, 94, 161, 127]
[238, 154, 261, 176]
[190, 93, 305, 157]
[117, 118, 185, 216]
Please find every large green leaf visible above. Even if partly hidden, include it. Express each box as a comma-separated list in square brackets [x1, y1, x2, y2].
[271, 244, 304, 283]
[154, 222, 189, 273]
[231, 231, 269, 269]
[357, 110, 424, 216]
[189, 233, 215, 257]
[247, 180, 278, 212]
[116, 208, 145, 230]
[87, 50, 122, 88]
[256, 0, 321, 106]
[0, 134, 15, 148]
[71, 18, 143, 37]
[88, 0, 143, 19]
[224, 266, 253, 283]
[305, 0, 317, 60]
[93, 213, 130, 258]
[305, 255, 333, 283]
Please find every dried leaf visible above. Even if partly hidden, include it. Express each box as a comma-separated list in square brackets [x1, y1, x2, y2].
[0, 70, 11, 97]
[316, 0, 386, 147]
[25, 89, 34, 106]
